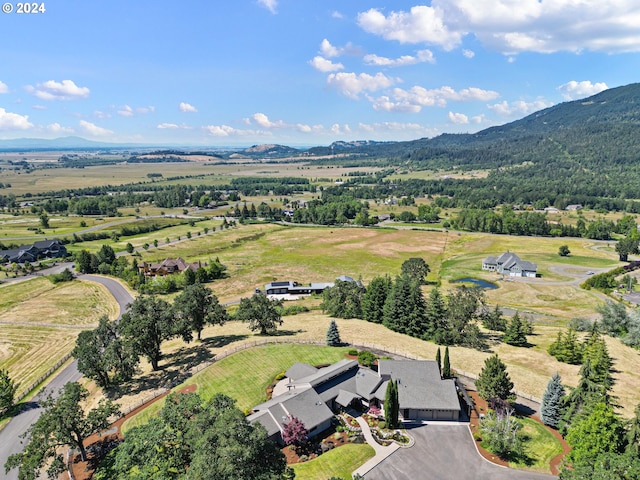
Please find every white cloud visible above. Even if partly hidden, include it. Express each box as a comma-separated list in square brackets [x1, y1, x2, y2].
[309, 56, 344, 72]
[331, 11, 344, 19]
[471, 114, 487, 124]
[94, 110, 111, 119]
[257, 0, 277, 14]
[0, 81, 8, 94]
[118, 105, 134, 117]
[79, 120, 113, 137]
[157, 123, 179, 129]
[364, 49, 435, 67]
[319, 39, 360, 58]
[32, 105, 47, 110]
[438, 0, 640, 54]
[462, 49, 475, 58]
[47, 123, 74, 134]
[448, 111, 469, 124]
[0, 108, 33, 130]
[369, 85, 499, 112]
[326, 72, 398, 99]
[558, 80, 608, 100]
[251, 112, 285, 129]
[357, 6, 462, 50]
[136, 106, 155, 114]
[25, 79, 90, 101]
[179, 102, 198, 113]
[203, 124, 267, 137]
[488, 98, 554, 116]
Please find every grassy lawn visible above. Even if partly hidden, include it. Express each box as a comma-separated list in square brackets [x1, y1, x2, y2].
[122, 343, 350, 432]
[0, 277, 118, 399]
[292, 444, 375, 480]
[511, 418, 564, 473]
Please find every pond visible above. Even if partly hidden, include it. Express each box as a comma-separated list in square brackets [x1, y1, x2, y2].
[451, 277, 498, 290]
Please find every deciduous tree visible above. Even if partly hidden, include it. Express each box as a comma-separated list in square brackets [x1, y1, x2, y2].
[236, 293, 283, 335]
[173, 283, 228, 341]
[400, 257, 430, 284]
[5, 382, 118, 479]
[282, 415, 308, 449]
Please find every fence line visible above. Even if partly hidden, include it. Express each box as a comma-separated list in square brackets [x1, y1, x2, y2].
[15, 352, 73, 404]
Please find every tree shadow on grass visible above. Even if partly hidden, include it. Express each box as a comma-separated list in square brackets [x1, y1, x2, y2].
[201, 334, 249, 349]
[259, 329, 304, 337]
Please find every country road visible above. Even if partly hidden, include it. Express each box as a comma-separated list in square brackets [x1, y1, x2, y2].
[0, 275, 133, 480]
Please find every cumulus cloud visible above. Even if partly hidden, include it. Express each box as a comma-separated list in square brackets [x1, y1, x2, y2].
[25, 80, 90, 101]
[326, 72, 398, 99]
[462, 49, 475, 58]
[0, 81, 8, 94]
[251, 112, 286, 128]
[309, 56, 344, 72]
[47, 123, 74, 134]
[179, 102, 198, 113]
[94, 110, 111, 119]
[319, 39, 360, 58]
[558, 80, 608, 100]
[358, 1, 640, 55]
[364, 49, 435, 67]
[445, 0, 640, 54]
[369, 85, 499, 112]
[448, 111, 469, 124]
[257, 0, 277, 14]
[79, 120, 113, 137]
[118, 105, 134, 117]
[488, 98, 554, 116]
[203, 124, 267, 137]
[358, 6, 462, 50]
[331, 11, 344, 19]
[157, 123, 179, 129]
[0, 108, 33, 130]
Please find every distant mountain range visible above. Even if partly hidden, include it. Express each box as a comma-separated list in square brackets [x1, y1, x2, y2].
[2, 83, 639, 164]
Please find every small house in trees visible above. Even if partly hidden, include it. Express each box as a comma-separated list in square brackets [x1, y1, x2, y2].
[482, 251, 537, 278]
[137, 257, 200, 277]
[248, 358, 461, 442]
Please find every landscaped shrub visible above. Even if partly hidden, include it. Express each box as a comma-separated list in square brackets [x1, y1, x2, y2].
[357, 350, 376, 367]
[348, 349, 358, 356]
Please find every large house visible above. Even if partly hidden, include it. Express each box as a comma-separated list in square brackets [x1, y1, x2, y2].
[482, 251, 537, 278]
[261, 275, 359, 297]
[247, 358, 461, 444]
[0, 239, 67, 264]
[137, 257, 200, 277]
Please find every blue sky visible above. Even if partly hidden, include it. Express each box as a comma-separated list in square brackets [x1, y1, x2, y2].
[0, 0, 638, 146]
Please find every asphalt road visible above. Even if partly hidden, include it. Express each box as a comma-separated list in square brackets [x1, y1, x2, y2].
[0, 275, 133, 480]
[365, 424, 557, 480]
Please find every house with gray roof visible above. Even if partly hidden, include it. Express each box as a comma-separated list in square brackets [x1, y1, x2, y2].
[260, 275, 360, 298]
[482, 251, 537, 277]
[0, 239, 67, 264]
[248, 358, 461, 443]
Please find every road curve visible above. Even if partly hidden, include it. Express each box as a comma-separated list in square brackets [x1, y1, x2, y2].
[0, 275, 133, 480]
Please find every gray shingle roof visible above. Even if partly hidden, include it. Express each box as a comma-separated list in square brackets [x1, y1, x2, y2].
[285, 362, 318, 381]
[378, 360, 460, 412]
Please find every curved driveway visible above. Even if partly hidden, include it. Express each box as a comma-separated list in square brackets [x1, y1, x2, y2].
[0, 275, 133, 480]
[365, 424, 557, 480]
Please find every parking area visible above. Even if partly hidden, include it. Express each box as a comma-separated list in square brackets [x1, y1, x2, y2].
[364, 424, 557, 480]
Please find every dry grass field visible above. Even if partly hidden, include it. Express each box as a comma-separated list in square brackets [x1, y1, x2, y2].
[0, 277, 118, 398]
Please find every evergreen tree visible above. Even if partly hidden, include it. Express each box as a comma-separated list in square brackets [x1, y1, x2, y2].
[436, 347, 442, 376]
[326, 319, 341, 346]
[627, 404, 640, 457]
[384, 379, 400, 429]
[503, 312, 528, 346]
[362, 275, 392, 324]
[382, 275, 414, 334]
[549, 328, 583, 364]
[541, 373, 566, 428]
[442, 346, 451, 379]
[475, 354, 515, 403]
[0, 368, 18, 415]
[582, 329, 613, 389]
[425, 287, 448, 338]
[482, 304, 507, 331]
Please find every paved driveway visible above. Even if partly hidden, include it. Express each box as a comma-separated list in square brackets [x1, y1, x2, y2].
[364, 424, 557, 480]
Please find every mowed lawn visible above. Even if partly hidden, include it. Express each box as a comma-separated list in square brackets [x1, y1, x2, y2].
[292, 444, 375, 480]
[122, 344, 351, 432]
[0, 277, 118, 398]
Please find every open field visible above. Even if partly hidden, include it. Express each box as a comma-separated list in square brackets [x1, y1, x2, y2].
[0, 160, 381, 197]
[0, 277, 118, 398]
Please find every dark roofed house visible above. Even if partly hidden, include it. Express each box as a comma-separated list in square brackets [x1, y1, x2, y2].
[248, 358, 461, 442]
[482, 251, 537, 278]
[0, 239, 66, 264]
